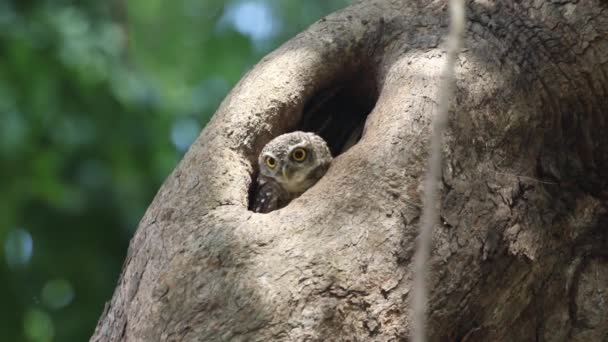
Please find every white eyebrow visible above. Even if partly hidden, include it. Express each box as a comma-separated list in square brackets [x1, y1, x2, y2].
[287, 143, 308, 153]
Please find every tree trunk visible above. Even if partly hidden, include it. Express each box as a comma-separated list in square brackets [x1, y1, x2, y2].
[92, 0, 608, 341]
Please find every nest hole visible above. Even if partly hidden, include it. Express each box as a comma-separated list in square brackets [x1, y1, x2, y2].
[248, 73, 378, 212]
[299, 74, 378, 156]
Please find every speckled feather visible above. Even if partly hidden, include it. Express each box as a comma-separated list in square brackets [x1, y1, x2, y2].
[252, 131, 332, 213]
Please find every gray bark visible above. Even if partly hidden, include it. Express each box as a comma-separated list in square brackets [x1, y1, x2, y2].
[92, 0, 608, 341]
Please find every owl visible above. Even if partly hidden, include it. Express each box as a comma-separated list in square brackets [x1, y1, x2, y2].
[252, 131, 332, 213]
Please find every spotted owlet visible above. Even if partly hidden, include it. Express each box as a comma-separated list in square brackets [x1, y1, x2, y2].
[252, 131, 332, 213]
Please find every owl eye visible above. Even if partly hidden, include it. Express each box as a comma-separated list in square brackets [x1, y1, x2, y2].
[265, 156, 277, 168]
[291, 148, 307, 162]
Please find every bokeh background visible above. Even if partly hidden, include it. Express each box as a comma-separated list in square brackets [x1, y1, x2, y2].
[0, 0, 350, 340]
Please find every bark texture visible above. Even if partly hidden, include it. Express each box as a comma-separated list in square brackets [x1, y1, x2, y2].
[92, 0, 608, 341]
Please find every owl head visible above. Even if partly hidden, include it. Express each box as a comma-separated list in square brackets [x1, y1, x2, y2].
[258, 131, 332, 194]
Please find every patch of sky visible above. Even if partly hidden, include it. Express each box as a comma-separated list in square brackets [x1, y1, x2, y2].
[171, 117, 201, 152]
[4, 228, 33, 269]
[217, 0, 281, 50]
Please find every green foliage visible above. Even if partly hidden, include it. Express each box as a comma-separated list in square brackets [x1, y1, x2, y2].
[0, 0, 350, 340]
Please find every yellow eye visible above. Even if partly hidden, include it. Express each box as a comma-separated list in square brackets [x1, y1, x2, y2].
[265, 156, 277, 168]
[291, 148, 307, 162]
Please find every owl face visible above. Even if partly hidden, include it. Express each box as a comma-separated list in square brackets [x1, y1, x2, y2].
[258, 132, 331, 194]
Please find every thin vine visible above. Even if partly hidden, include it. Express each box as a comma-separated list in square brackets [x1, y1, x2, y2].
[412, 1, 466, 341]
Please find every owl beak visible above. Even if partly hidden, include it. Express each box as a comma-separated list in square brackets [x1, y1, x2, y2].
[282, 165, 290, 180]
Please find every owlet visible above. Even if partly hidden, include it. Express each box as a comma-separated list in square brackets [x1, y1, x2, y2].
[252, 131, 332, 213]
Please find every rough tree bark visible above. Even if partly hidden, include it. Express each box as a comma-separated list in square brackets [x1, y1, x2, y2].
[92, 0, 608, 341]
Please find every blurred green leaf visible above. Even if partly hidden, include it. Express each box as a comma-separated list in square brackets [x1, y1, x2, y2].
[41, 278, 75, 309]
[23, 309, 54, 342]
[0, 0, 351, 340]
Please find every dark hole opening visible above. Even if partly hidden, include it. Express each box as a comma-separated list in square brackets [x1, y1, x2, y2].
[248, 73, 378, 212]
[299, 75, 377, 156]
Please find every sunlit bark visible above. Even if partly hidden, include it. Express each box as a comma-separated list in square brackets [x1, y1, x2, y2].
[92, 1, 608, 341]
